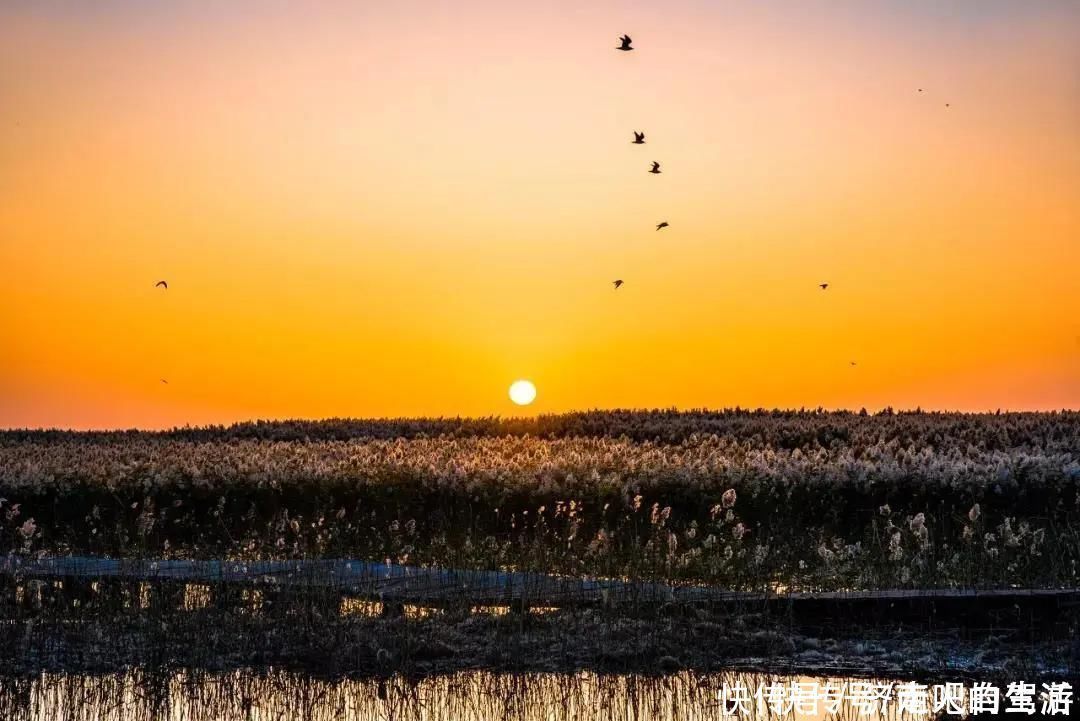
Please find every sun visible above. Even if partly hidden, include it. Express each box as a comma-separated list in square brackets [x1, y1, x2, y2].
[508, 380, 537, 406]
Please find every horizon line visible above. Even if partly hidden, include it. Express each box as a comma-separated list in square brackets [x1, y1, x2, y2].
[3, 405, 1078, 434]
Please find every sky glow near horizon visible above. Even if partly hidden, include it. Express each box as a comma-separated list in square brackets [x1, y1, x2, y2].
[1, 1, 1078, 428]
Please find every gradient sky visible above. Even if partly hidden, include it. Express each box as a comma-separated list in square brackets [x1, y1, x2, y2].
[2, 0, 1078, 429]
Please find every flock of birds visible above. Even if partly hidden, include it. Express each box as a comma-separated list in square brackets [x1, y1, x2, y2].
[152, 33, 955, 382]
[611, 34, 837, 294]
[603, 34, 953, 370]
[609, 35, 949, 297]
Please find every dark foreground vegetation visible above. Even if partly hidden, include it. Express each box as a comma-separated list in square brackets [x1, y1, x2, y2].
[0, 410, 1078, 683]
[2, 410, 1077, 591]
[1, 587, 1076, 680]
[7, 665, 1071, 721]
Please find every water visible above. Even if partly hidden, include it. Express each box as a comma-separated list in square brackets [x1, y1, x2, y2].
[0, 669, 1013, 720]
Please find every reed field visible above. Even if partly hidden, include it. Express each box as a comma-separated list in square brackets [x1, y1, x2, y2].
[3, 410, 1078, 592]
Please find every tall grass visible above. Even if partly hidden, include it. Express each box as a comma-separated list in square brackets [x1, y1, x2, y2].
[2, 410, 1078, 590]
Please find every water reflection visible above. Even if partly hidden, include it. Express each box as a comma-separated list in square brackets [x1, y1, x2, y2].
[0, 669, 1003, 721]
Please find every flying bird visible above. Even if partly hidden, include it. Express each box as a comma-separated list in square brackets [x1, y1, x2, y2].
[819, 283, 829, 290]
[945, 103, 950, 108]
[850, 361, 857, 367]
[160, 379, 168, 385]
[613, 279, 624, 289]
[616, 35, 633, 51]
[155, 280, 168, 289]
[918, 88, 923, 93]
[656, 222, 669, 231]
[632, 131, 645, 144]
[649, 161, 661, 174]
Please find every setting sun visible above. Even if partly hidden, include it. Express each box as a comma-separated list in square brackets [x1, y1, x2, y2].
[509, 380, 537, 406]
[0, 0, 1077, 429]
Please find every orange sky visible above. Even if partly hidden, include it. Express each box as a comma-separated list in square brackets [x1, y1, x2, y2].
[1, 1, 1078, 429]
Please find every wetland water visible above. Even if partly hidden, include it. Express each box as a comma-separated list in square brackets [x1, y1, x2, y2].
[0, 669, 1064, 720]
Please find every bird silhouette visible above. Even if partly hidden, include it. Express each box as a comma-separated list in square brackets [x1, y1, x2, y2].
[850, 361, 857, 367]
[649, 161, 661, 174]
[616, 35, 633, 51]
[613, 280, 624, 289]
[945, 103, 950, 108]
[632, 131, 645, 144]
[918, 88, 923, 93]
[819, 283, 829, 290]
[155, 280, 168, 289]
[160, 379, 168, 385]
[656, 222, 669, 231]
